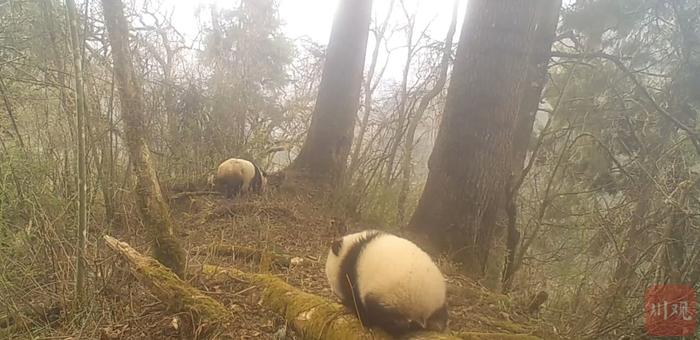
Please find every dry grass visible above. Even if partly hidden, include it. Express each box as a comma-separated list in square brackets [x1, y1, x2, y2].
[0, 180, 560, 339]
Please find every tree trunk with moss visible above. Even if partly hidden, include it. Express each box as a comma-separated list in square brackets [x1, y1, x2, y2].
[289, 0, 372, 182]
[408, 0, 560, 278]
[101, 0, 186, 277]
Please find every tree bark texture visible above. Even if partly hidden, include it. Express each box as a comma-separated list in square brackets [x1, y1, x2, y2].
[290, 0, 372, 182]
[408, 0, 560, 277]
[101, 0, 186, 277]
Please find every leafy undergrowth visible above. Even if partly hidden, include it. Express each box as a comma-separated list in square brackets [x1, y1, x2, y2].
[0, 178, 561, 339]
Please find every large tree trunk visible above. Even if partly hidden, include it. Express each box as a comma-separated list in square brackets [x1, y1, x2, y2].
[408, 0, 560, 277]
[101, 0, 186, 277]
[501, 0, 562, 292]
[289, 0, 372, 182]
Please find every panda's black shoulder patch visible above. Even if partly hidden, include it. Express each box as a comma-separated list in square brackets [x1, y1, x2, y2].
[250, 162, 264, 193]
[337, 230, 383, 319]
[331, 238, 343, 256]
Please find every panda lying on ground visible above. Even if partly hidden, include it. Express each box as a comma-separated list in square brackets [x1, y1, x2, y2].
[325, 230, 448, 336]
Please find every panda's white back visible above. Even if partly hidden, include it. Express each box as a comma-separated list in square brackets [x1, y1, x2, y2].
[355, 234, 446, 323]
[217, 158, 256, 190]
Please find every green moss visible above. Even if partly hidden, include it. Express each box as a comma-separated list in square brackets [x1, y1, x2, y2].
[153, 235, 187, 278]
[105, 237, 230, 335]
[200, 265, 544, 340]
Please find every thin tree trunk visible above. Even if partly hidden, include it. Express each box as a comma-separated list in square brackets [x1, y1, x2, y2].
[0, 78, 24, 149]
[396, 0, 459, 224]
[408, 0, 560, 277]
[289, 0, 373, 182]
[593, 171, 655, 334]
[384, 0, 415, 184]
[501, 0, 562, 292]
[106, 70, 117, 229]
[66, 0, 88, 306]
[348, 0, 395, 179]
[0, 137, 24, 200]
[41, 0, 76, 199]
[101, 0, 186, 277]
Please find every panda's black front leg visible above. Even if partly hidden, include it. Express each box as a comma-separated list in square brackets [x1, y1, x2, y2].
[363, 294, 412, 336]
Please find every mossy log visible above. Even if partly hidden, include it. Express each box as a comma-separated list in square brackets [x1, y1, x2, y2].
[197, 264, 470, 340]
[103, 236, 540, 340]
[103, 235, 231, 334]
[191, 243, 305, 268]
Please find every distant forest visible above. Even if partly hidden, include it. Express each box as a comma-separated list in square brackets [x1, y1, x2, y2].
[1, 0, 698, 339]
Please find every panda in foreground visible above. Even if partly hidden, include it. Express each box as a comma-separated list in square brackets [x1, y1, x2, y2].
[325, 230, 448, 335]
[212, 158, 266, 198]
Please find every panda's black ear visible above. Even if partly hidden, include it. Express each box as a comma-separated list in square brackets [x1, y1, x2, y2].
[331, 239, 342, 256]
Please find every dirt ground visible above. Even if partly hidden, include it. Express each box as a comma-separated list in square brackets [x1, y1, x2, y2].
[1, 180, 560, 339]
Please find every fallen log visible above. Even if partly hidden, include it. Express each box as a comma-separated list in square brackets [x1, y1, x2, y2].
[169, 191, 222, 200]
[104, 236, 540, 340]
[196, 265, 469, 340]
[103, 235, 231, 335]
[191, 244, 306, 269]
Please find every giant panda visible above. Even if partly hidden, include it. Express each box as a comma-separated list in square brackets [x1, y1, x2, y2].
[213, 158, 267, 198]
[325, 230, 448, 335]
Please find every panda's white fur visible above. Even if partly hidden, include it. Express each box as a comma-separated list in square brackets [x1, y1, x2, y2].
[213, 158, 266, 198]
[325, 230, 448, 335]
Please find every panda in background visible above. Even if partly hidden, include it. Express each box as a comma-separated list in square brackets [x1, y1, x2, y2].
[325, 230, 448, 336]
[212, 158, 267, 198]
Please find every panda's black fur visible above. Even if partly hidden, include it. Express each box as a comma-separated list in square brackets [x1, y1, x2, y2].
[249, 163, 265, 193]
[331, 230, 382, 317]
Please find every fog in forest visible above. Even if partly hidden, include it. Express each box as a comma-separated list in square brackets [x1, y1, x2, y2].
[1, 0, 698, 339]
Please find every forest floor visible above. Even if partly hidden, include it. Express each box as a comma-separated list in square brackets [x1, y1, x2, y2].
[2, 178, 561, 339]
